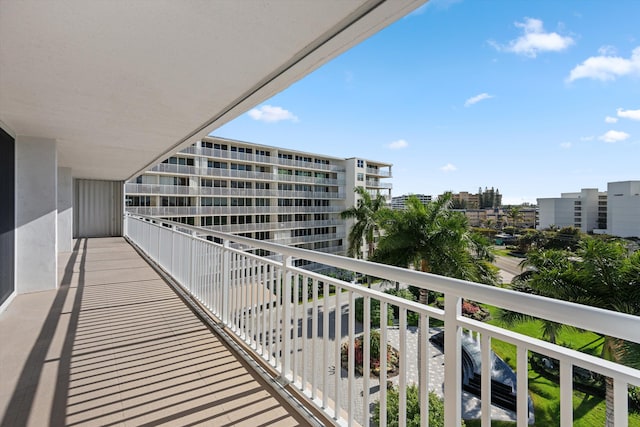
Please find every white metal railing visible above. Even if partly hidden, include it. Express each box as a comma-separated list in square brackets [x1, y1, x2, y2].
[124, 213, 640, 427]
[366, 180, 393, 189]
[190, 146, 346, 172]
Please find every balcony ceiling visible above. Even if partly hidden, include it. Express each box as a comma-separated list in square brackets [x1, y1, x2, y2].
[0, 0, 425, 181]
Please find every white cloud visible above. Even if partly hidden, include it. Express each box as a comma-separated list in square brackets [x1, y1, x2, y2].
[247, 105, 299, 123]
[464, 93, 494, 107]
[440, 163, 457, 172]
[490, 17, 574, 58]
[617, 108, 640, 121]
[567, 46, 640, 82]
[598, 45, 617, 56]
[580, 135, 594, 141]
[605, 116, 618, 123]
[388, 139, 409, 149]
[599, 130, 630, 143]
[560, 142, 572, 149]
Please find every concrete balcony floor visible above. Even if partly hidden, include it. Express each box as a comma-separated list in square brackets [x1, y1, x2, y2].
[0, 237, 310, 427]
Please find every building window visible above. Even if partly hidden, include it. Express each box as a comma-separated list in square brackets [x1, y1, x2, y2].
[126, 196, 151, 206]
[213, 216, 227, 225]
[357, 173, 364, 181]
[161, 196, 191, 207]
[357, 159, 364, 168]
[230, 163, 252, 171]
[208, 160, 228, 169]
[231, 181, 252, 189]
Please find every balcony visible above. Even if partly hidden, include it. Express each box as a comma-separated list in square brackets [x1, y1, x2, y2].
[117, 214, 639, 427]
[3, 215, 639, 426]
[0, 237, 311, 426]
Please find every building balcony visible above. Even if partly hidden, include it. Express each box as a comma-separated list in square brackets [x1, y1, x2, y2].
[125, 182, 198, 196]
[0, 237, 311, 427]
[186, 146, 346, 173]
[366, 167, 392, 177]
[117, 215, 640, 426]
[366, 180, 393, 189]
[3, 215, 639, 426]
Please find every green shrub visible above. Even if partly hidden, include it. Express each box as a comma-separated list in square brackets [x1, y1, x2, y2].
[373, 384, 464, 427]
[355, 296, 394, 326]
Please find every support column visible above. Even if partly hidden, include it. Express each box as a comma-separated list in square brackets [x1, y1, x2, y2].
[16, 136, 58, 293]
[57, 167, 73, 252]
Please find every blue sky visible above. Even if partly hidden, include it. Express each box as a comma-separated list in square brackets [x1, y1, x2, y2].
[215, 0, 640, 205]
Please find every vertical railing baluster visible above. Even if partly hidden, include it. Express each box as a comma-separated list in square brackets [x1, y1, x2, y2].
[334, 287, 342, 420]
[301, 276, 309, 393]
[559, 358, 573, 426]
[322, 280, 330, 410]
[312, 278, 319, 401]
[281, 256, 293, 382]
[363, 295, 371, 425]
[222, 240, 230, 326]
[399, 308, 407, 427]
[380, 301, 388, 427]
[614, 376, 629, 427]
[419, 312, 429, 427]
[481, 332, 492, 427]
[444, 293, 462, 427]
[347, 290, 355, 427]
[517, 346, 529, 426]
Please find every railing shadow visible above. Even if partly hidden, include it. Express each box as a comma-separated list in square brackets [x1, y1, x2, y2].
[0, 238, 84, 427]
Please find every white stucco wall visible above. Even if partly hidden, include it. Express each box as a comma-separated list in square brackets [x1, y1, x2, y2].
[15, 136, 58, 293]
[57, 167, 73, 252]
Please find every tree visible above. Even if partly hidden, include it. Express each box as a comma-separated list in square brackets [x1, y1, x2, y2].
[506, 206, 523, 230]
[341, 187, 387, 260]
[508, 238, 640, 426]
[373, 194, 497, 305]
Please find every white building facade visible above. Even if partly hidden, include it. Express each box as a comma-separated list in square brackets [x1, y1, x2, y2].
[125, 136, 392, 267]
[391, 194, 432, 210]
[607, 181, 640, 238]
[538, 182, 640, 238]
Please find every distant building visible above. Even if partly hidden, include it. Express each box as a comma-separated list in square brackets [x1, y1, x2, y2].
[538, 188, 606, 233]
[391, 194, 431, 210]
[441, 187, 501, 209]
[538, 181, 640, 238]
[125, 136, 393, 269]
[458, 207, 537, 229]
[607, 181, 640, 238]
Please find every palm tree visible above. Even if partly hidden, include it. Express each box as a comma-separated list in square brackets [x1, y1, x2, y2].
[506, 206, 523, 230]
[340, 186, 387, 260]
[507, 238, 640, 426]
[373, 193, 497, 304]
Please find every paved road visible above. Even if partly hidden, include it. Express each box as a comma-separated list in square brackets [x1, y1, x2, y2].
[493, 254, 525, 284]
[494, 254, 524, 276]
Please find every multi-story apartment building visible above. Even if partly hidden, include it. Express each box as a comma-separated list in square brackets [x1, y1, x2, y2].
[607, 181, 640, 238]
[440, 187, 502, 209]
[452, 191, 481, 209]
[454, 207, 537, 229]
[125, 136, 392, 267]
[538, 181, 640, 237]
[538, 188, 606, 233]
[391, 193, 432, 210]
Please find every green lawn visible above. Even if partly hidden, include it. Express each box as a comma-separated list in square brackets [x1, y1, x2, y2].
[473, 305, 640, 426]
[492, 247, 512, 257]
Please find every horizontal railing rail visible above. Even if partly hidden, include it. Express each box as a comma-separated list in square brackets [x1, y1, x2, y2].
[124, 213, 640, 427]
